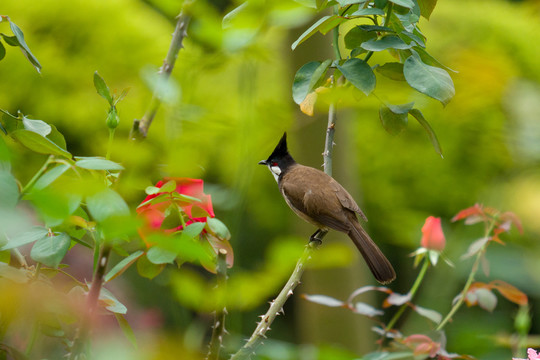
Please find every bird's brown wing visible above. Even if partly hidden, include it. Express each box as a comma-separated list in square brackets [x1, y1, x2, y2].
[280, 166, 352, 232]
[328, 177, 368, 221]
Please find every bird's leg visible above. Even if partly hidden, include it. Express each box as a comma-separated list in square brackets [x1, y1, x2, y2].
[309, 229, 328, 245]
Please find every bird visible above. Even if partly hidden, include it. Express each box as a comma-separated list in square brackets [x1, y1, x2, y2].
[258, 132, 396, 284]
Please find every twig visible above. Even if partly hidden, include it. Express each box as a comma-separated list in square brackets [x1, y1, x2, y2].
[230, 238, 324, 360]
[324, 94, 337, 177]
[130, 12, 190, 139]
[207, 249, 228, 360]
[68, 245, 112, 359]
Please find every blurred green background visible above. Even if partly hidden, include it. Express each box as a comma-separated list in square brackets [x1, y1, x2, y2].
[1, 0, 540, 359]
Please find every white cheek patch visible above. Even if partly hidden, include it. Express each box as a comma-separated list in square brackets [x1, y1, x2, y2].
[268, 165, 281, 182]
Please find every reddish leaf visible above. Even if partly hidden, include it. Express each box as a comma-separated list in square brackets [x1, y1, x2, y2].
[403, 334, 440, 358]
[452, 204, 484, 222]
[499, 211, 523, 234]
[490, 280, 528, 306]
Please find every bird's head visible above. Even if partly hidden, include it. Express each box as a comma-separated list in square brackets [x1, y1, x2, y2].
[258, 132, 295, 181]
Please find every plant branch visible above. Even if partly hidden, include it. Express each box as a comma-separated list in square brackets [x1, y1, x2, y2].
[230, 238, 323, 360]
[131, 12, 190, 139]
[20, 155, 53, 196]
[69, 245, 112, 359]
[436, 221, 496, 330]
[332, 6, 341, 60]
[207, 249, 228, 360]
[385, 256, 430, 332]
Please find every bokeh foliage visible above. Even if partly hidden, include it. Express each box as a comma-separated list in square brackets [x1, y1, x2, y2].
[1, 0, 540, 359]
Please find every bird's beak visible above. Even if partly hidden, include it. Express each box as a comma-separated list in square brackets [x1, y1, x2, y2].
[258, 160, 267, 165]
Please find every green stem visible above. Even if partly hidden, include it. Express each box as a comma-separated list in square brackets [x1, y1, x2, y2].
[364, 2, 393, 63]
[436, 248, 483, 330]
[332, 6, 341, 60]
[106, 128, 115, 160]
[132, 11, 190, 139]
[436, 221, 496, 331]
[385, 256, 430, 332]
[20, 155, 53, 196]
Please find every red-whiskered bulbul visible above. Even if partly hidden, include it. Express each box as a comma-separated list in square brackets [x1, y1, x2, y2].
[259, 133, 396, 284]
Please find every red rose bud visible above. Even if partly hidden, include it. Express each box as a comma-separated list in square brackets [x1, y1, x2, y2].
[421, 216, 446, 251]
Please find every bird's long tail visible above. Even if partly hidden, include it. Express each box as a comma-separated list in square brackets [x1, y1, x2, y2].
[348, 221, 396, 284]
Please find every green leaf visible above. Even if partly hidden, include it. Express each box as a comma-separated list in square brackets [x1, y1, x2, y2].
[93, 71, 113, 105]
[33, 164, 70, 191]
[0, 41, 5, 61]
[374, 0, 388, 8]
[351, 8, 385, 16]
[159, 179, 177, 193]
[114, 313, 138, 349]
[357, 25, 393, 33]
[21, 117, 51, 137]
[1, 227, 48, 251]
[183, 222, 206, 238]
[30, 233, 71, 268]
[414, 305, 442, 324]
[344, 26, 377, 50]
[99, 287, 127, 314]
[418, 0, 437, 19]
[145, 186, 161, 195]
[376, 62, 405, 81]
[309, 59, 331, 92]
[0, 170, 19, 209]
[86, 188, 129, 222]
[389, 0, 415, 8]
[47, 123, 68, 150]
[75, 158, 124, 171]
[206, 217, 231, 241]
[292, 61, 321, 104]
[361, 35, 412, 51]
[10, 129, 72, 158]
[105, 250, 144, 282]
[337, 58, 376, 95]
[7, 21, 41, 73]
[404, 50, 455, 105]
[147, 246, 177, 264]
[336, 0, 366, 5]
[409, 108, 443, 157]
[379, 103, 409, 135]
[136, 254, 164, 279]
[291, 15, 346, 50]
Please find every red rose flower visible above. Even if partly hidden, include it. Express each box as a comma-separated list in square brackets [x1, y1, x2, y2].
[137, 178, 215, 241]
[421, 216, 446, 252]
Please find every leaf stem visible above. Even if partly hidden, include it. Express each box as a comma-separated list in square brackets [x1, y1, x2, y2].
[106, 128, 115, 160]
[131, 11, 190, 139]
[364, 2, 393, 63]
[385, 256, 430, 332]
[436, 221, 496, 330]
[20, 155, 53, 196]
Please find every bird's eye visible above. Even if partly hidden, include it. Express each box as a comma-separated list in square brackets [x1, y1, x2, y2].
[271, 162, 278, 166]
